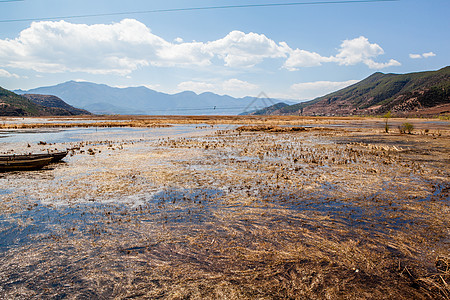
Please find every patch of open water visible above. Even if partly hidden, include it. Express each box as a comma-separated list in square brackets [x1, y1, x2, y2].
[0, 125, 212, 144]
[0, 187, 224, 253]
[261, 187, 419, 234]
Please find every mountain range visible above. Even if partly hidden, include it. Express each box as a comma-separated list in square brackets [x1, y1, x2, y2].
[15, 81, 291, 115]
[5, 66, 450, 117]
[274, 66, 450, 117]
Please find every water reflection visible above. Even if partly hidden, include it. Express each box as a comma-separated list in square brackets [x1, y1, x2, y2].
[0, 125, 206, 144]
[0, 188, 224, 253]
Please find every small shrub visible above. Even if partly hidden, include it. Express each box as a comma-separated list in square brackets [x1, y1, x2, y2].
[383, 111, 392, 133]
[399, 122, 414, 134]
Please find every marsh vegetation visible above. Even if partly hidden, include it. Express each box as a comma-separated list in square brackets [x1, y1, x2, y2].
[0, 116, 448, 299]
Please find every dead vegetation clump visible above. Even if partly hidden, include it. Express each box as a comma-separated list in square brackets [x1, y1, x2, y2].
[236, 125, 307, 132]
[418, 256, 450, 299]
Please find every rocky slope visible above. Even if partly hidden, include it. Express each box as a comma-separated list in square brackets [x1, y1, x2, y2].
[23, 94, 91, 116]
[241, 102, 290, 115]
[0, 87, 90, 116]
[0, 87, 47, 116]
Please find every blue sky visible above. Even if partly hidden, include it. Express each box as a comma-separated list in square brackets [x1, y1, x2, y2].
[0, 0, 449, 101]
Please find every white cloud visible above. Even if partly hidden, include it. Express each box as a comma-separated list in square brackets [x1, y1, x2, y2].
[204, 31, 288, 68]
[409, 52, 436, 59]
[290, 80, 359, 100]
[364, 59, 401, 69]
[0, 19, 400, 77]
[284, 49, 333, 71]
[112, 83, 161, 90]
[409, 54, 422, 59]
[334, 36, 383, 65]
[284, 36, 400, 71]
[0, 19, 211, 75]
[177, 78, 259, 97]
[0, 69, 19, 78]
[0, 19, 158, 74]
[222, 78, 259, 91]
[177, 81, 215, 93]
[334, 36, 400, 69]
[422, 52, 436, 58]
[155, 41, 212, 67]
[0, 20, 289, 74]
[142, 83, 161, 90]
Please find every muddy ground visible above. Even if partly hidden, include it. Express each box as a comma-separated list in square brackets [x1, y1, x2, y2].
[0, 116, 449, 299]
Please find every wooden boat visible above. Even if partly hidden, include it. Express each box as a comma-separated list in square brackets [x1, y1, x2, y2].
[0, 150, 68, 172]
[0, 157, 53, 172]
[0, 150, 68, 163]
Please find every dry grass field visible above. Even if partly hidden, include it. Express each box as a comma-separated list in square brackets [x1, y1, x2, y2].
[0, 116, 448, 299]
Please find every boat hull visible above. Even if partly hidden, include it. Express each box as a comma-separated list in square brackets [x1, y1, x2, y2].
[0, 151, 68, 163]
[0, 151, 68, 172]
[0, 157, 53, 172]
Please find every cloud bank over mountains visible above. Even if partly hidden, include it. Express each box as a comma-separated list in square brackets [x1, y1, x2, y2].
[0, 19, 400, 76]
[177, 78, 259, 96]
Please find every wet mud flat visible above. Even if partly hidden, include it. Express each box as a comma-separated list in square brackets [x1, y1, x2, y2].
[0, 119, 449, 299]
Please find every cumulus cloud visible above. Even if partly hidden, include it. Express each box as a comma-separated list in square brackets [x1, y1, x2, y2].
[423, 52, 436, 58]
[290, 80, 359, 100]
[177, 81, 216, 93]
[0, 19, 290, 74]
[222, 78, 259, 91]
[284, 49, 333, 71]
[177, 78, 259, 97]
[333, 36, 400, 69]
[410, 52, 436, 59]
[334, 36, 383, 65]
[0, 19, 158, 74]
[284, 36, 400, 70]
[0, 69, 20, 78]
[204, 31, 288, 68]
[0, 19, 212, 75]
[409, 54, 422, 59]
[0, 19, 400, 76]
[142, 83, 161, 90]
[363, 59, 401, 69]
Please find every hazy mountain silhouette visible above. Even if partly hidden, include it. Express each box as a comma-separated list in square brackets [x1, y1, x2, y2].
[16, 81, 294, 115]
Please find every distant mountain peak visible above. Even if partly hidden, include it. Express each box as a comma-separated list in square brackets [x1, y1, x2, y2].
[174, 91, 198, 96]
